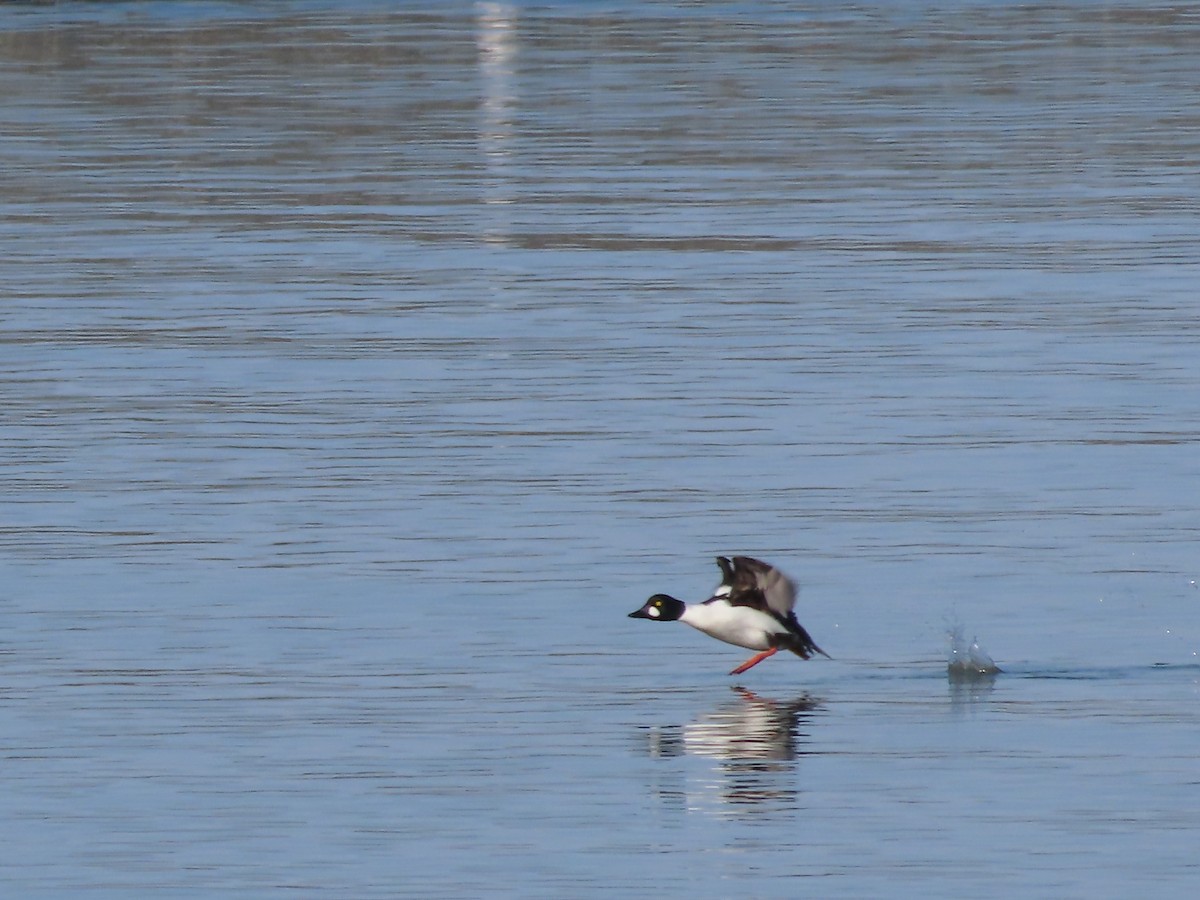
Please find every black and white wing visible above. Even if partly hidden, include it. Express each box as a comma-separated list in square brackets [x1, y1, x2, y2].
[714, 556, 797, 617]
[711, 555, 829, 660]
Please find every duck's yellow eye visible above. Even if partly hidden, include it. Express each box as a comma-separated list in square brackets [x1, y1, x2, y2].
[655, 599, 663, 607]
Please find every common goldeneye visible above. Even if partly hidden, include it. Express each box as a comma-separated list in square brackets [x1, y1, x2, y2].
[629, 556, 829, 675]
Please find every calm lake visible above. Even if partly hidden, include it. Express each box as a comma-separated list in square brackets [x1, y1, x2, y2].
[2, 1, 1198, 896]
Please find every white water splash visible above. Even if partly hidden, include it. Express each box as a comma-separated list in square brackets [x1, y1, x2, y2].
[947, 625, 1001, 677]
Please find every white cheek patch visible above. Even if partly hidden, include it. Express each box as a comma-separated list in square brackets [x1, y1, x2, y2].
[647, 606, 661, 618]
[713, 585, 732, 598]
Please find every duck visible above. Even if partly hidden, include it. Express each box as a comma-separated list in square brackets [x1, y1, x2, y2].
[628, 556, 829, 675]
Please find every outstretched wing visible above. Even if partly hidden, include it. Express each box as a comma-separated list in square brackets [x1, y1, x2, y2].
[714, 556, 797, 617]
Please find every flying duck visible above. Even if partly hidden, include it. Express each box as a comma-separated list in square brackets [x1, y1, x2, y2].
[629, 556, 829, 675]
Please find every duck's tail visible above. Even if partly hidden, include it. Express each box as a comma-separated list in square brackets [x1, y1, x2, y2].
[781, 619, 831, 660]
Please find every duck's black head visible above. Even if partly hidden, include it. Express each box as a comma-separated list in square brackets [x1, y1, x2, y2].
[628, 593, 686, 622]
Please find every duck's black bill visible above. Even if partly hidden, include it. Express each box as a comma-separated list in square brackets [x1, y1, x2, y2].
[628, 608, 652, 619]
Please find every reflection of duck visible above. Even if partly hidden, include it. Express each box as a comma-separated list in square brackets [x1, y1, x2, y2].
[629, 557, 829, 675]
[643, 687, 821, 762]
[641, 688, 822, 815]
[685, 687, 820, 761]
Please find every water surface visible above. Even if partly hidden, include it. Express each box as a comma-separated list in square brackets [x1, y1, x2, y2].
[2, 2, 1198, 896]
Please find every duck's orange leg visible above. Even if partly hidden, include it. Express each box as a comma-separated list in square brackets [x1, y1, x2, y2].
[729, 646, 778, 675]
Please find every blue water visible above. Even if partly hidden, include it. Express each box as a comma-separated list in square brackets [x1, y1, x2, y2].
[2, 2, 1199, 896]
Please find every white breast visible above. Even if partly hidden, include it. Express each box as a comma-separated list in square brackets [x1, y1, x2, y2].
[679, 601, 782, 651]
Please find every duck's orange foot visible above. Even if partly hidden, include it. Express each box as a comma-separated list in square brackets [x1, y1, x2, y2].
[729, 646, 778, 675]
